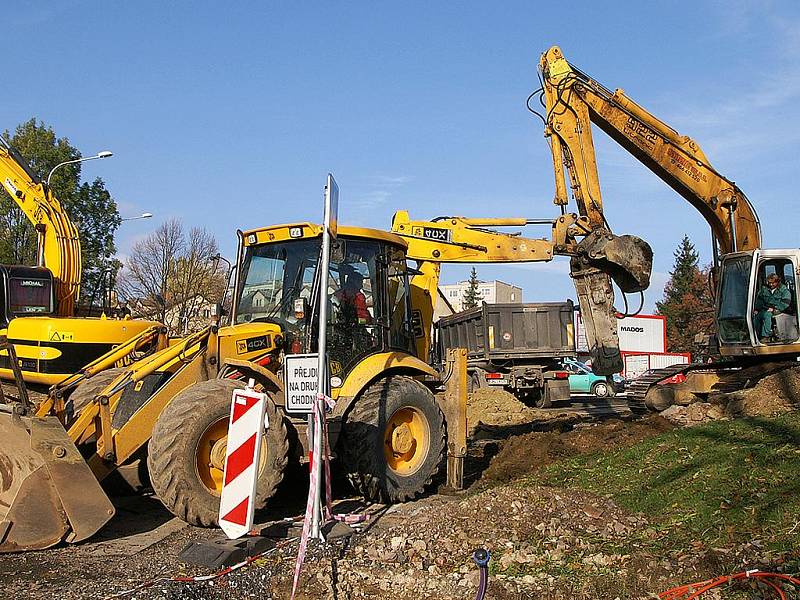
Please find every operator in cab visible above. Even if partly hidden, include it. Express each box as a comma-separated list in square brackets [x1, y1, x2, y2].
[334, 272, 372, 326]
[753, 273, 791, 342]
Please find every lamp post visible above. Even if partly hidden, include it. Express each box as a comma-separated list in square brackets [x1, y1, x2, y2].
[46, 150, 113, 188]
[120, 212, 153, 222]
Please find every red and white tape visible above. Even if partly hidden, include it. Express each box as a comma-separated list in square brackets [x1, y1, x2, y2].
[290, 392, 368, 599]
[219, 384, 268, 540]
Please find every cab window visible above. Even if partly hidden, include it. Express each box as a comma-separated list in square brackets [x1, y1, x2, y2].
[753, 259, 799, 344]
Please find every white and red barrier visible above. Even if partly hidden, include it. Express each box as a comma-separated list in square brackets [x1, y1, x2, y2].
[219, 382, 268, 540]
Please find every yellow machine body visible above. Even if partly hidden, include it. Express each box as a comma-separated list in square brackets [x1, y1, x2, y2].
[0, 316, 160, 385]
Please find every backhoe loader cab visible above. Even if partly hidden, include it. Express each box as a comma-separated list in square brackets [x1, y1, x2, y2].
[717, 249, 800, 355]
[236, 223, 419, 386]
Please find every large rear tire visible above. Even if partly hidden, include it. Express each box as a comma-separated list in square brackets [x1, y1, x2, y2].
[147, 379, 288, 526]
[341, 375, 446, 503]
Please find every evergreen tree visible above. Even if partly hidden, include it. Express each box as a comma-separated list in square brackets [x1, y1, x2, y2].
[656, 235, 714, 356]
[462, 267, 481, 309]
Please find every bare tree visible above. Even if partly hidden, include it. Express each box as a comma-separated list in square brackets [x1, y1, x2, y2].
[118, 219, 226, 334]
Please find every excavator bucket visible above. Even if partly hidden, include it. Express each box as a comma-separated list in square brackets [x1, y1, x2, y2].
[0, 407, 115, 552]
[571, 230, 654, 376]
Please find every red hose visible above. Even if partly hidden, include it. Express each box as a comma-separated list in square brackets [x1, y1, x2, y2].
[659, 571, 800, 599]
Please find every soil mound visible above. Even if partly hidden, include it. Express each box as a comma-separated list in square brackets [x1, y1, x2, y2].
[481, 416, 672, 484]
[467, 388, 538, 432]
[722, 366, 800, 417]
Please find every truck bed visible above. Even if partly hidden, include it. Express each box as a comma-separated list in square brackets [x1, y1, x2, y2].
[436, 302, 575, 362]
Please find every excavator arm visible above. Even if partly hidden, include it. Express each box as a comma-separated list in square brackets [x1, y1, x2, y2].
[0, 138, 82, 316]
[539, 45, 762, 255]
[391, 211, 652, 374]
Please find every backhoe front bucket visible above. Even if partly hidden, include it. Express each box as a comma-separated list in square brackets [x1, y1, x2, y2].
[0, 407, 115, 552]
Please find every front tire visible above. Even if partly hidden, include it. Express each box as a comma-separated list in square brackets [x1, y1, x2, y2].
[341, 375, 446, 503]
[148, 379, 288, 526]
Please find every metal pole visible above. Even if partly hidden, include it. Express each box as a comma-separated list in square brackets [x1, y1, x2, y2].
[312, 175, 337, 540]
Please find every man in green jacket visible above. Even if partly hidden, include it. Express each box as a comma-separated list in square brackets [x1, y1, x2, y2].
[753, 273, 792, 341]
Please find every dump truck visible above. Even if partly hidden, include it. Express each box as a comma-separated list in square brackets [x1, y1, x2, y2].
[436, 301, 576, 407]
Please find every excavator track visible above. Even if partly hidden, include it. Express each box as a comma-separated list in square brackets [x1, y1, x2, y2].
[626, 360, 800, 413]
[626, 364, 694, 413]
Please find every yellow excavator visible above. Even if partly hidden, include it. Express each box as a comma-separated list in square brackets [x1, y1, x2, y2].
[0, 138, 158, 384]
[0, 195, 651, 550]
[538, 45, 799, 407]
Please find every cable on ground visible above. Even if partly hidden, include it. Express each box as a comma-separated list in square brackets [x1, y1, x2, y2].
[659, 570, 800, 600]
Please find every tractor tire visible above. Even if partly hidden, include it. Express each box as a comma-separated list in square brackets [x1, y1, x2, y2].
[468, 369, 485, 394]
[148, 379, 289, 527]
[531, 388, 552, 409]
[66, 367, 127, 425]
[341, 375, 446, 503]
[591, 380, 611, 398]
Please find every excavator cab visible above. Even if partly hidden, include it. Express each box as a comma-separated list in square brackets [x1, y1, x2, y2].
[0, 265, 55, 327]
[717, 249, 800, 355]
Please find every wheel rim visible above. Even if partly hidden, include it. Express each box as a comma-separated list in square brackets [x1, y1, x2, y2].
[196, 417, 268, 496]
[595, 383, 608, 397]
[383, 407, 430, 476]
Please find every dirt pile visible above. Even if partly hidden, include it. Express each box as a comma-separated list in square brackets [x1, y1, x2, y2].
[722, 366, 800, 417]
[467, 388, 539, 432]
[481, 416, 673, 484]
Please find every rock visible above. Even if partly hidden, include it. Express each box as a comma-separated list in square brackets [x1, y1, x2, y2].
[390, 536, 405, 550]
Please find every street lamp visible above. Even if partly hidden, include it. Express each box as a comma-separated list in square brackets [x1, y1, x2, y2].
[46, 150, 113, 188]
[120, 212, 153, 222]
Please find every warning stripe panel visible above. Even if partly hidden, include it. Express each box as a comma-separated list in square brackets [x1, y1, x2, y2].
[231, 392, 260, 425]
[220, 495, 250, 526]
[224, 432, 257, 485]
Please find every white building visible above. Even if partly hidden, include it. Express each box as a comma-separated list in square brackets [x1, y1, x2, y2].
[439, 280, 523, 313]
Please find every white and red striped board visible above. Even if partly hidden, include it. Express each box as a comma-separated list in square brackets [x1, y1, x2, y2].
[219, 384, 268, 540]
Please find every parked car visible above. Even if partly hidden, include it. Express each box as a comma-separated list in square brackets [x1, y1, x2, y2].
[562, 357, 624, 397]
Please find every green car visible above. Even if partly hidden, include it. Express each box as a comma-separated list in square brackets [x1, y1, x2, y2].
[562, 358, 623, 398]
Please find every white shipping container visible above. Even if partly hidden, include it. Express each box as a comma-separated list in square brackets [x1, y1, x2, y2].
[576, 313, 666, 354]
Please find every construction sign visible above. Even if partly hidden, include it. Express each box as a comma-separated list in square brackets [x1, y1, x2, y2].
[218, 383, 268, 540]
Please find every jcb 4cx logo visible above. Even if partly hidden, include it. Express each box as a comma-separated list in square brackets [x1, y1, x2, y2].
[236, 335, 271, 354]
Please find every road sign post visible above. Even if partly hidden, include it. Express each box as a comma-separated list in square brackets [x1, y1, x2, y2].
[312, 174, 338, 540]
[218, 380, 268, 540]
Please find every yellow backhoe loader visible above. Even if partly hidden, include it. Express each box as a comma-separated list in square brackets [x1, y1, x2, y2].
[537, 45, 800, 406]
[0, 201, 650, 551]
[0, 138, 158, 384]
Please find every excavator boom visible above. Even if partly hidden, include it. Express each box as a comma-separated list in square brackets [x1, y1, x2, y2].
[0, 138, 82, 316]
[539, 45, 762, 255]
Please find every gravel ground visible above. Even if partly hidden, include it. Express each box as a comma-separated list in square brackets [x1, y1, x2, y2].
[0, 389, 771, 599]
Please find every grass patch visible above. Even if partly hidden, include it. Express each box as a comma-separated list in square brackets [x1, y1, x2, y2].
[534, 414, 800, 555]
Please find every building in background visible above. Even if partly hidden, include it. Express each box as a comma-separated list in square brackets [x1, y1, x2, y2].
[575, 313, 690, 379]
[439, 280, 522, 312]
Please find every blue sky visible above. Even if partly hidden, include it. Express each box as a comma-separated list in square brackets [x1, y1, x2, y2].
[3, 1, 799, 310]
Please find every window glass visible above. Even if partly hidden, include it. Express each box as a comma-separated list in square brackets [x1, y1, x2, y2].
[327, 240, 381, 372]
[718, 256, 752, 343]
[9, 277, 52, 315]
[387, 247, 414, 352]
[753, 259, 799, 344]
[236, 239, 319, 332]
